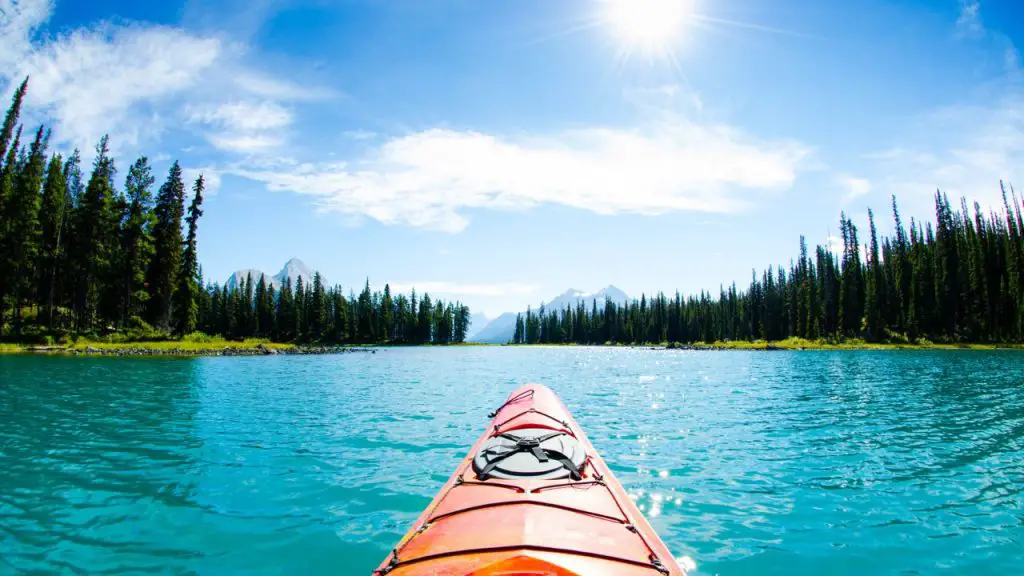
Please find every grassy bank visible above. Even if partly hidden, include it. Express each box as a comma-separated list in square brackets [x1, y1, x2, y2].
[0, 335, 298, 356]
[695, 337, 1024, 350]
[499, 338, 1024, 350]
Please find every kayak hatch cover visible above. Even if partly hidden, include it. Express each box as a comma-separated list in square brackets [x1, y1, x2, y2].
[373, 383, 686, 576]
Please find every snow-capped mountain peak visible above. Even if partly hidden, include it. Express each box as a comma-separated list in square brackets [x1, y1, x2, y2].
[471, 285, 630, 343]
[224, 258, 322, 291]
[274, 258, 316, 286]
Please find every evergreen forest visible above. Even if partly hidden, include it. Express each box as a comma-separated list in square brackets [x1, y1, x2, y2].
[0, 79, 471, 346]
[512, 190, 1024, 346]
[2, 77, 1022, 349]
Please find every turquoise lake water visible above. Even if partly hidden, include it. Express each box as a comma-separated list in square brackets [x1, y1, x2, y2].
[1, 348, 1022, 575]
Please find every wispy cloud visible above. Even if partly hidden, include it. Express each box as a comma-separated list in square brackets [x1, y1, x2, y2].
[0, 0, 329, 159]
[955, 0, 982, 38]
[838, 174, 872, 205]
[863, 93, 1023, 220]
[207, 133, 282, 153]
[182, 166, 221, 195]
[185, 101, 292, 132]
[0, 0, 51, 64]
[231, 119, 811, 233]
[185, 100, 292, 151]
[952, 0, 1019, 75]
[13, 21, 221, 151]
[231, 71, 337, 102]
[383, 281, 539, 297]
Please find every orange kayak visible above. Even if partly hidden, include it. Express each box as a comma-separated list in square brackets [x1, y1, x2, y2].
[373, 383, 686, 575]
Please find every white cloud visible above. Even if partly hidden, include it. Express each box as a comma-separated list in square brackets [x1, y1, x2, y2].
[232, 72, 337, 102]
[11, 20, 221, 150]
[207, 132, 282, 153]
[186, 101, 292, 132]
[184, 100, 292, 151]
[951, 0, 1019, 76]
[0, 0, 51, 64]
[231, 121, 811, 233]
[383, 282, 539, 297]
[0, 0, 329, 162]
[955, 1, 982, 38]
[839, 174, 872, 204]
[182, 166, 221, 195]
[863, 93, 1023, 222]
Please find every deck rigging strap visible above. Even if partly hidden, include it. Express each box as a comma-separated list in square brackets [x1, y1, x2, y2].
[487, 389, 535, 418]
[475, 431, 583, 481]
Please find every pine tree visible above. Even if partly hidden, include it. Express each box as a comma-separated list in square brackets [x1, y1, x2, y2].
[3, 125, 48, 334]
[418, 293, 433, 344]
[147, 161, 185, 331]
[0, 124, 22, 333]
[0, 77, 28, 171]
[276, 277, 295, 342]
[865, 209, 884, 340]
[254, 276, 269, 337]
[71, 135, 118, 331]
[310, 271, 326, 340]
[173, 175, 204, 335]
[294, 276, 305, 341]
[120, 156, 156, 325]
[332, 289, 349, 342]
[381, 284, 394, 342]
[38, 153, 67, 328]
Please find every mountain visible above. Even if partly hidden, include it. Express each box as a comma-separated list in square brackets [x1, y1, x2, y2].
[471, 285, 630, 343]
[225, 268, 277, 291]
[465, 312, 491, 341]
[224, 258, 320, 291]
[273, 258, 316, 287]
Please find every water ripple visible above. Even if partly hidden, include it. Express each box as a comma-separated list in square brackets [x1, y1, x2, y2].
[1, 349, 1023, 575]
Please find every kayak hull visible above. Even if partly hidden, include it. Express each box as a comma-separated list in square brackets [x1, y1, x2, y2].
[374, 383, 685, 576]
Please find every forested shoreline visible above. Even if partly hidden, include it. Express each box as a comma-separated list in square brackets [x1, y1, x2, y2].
[512, 190, 1024, 346]
[0, 79, 470, 347]
[3, 77, 1022, 351]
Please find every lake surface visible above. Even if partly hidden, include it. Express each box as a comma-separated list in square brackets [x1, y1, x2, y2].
[1, 348, 1022, 575]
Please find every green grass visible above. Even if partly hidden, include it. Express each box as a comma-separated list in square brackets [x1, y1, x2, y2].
[503, 338, 1024, 350]
[0, 343, 26, 353]
[67, 336, 295, 352]
[696, 337, 1024, 350]
[0, 333, 296, 355]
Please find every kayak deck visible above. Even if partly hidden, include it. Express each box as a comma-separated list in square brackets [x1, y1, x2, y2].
[374, 383, 685, 576]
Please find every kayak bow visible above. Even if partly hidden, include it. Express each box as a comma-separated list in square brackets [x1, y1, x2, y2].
[374, 383, 685, 576]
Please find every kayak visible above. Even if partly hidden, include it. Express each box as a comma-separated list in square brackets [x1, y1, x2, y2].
[373, 383, 685, 575]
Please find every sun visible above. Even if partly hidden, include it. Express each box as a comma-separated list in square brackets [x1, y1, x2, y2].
[601, 0, 695, 55]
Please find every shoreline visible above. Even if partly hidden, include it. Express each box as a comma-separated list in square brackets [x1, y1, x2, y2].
[499, 339, 1024, 351]
[3, 338, 1022, 357]
[0, 342, 378, 357]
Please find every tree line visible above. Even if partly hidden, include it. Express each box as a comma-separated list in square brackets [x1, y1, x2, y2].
[0, 78, 206, 338]
[514, 188, 1024, 345]
[199, 274, 472, 345]
[0, 78, 471, 345]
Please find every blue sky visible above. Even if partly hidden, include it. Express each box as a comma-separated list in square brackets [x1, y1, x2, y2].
[2, 0, 1021, 316]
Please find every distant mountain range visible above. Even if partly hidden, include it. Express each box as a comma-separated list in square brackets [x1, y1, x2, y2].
[465, 312, 491, 341]
[225, 258, 320, 291]
[471, 286, 630, 343]
[220, 267, 624, 344]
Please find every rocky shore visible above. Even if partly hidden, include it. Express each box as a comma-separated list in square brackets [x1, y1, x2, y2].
[20, 344, 378, 357]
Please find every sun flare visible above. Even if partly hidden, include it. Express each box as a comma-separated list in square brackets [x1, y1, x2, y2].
[602, 0, 695, 54]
